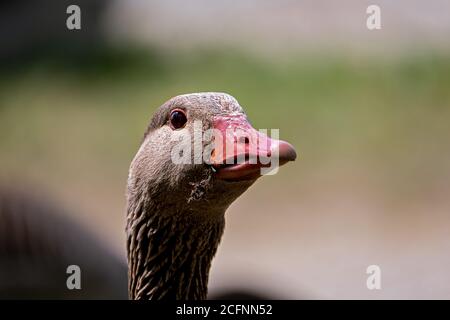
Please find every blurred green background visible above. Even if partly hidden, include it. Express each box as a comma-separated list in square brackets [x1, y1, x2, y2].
[1, 0, 450, 299]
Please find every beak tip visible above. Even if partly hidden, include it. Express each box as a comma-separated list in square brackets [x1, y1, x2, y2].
[277, 140, 297, 163]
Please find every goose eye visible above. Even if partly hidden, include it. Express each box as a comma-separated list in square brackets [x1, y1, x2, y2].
[169, 109, 187, 129]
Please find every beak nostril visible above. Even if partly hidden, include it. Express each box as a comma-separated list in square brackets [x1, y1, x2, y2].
[239, 136, 250, 144]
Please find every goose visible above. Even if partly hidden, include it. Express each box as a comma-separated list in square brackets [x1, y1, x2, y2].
[126, 92, 296, 299]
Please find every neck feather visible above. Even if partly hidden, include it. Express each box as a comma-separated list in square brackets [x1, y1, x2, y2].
[127, 209, 225, 300]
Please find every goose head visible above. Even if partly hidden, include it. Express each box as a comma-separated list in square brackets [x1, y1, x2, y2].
[126, 92, 296, 299]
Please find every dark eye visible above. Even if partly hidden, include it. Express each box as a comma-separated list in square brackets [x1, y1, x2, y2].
[169, 109, 187, 129]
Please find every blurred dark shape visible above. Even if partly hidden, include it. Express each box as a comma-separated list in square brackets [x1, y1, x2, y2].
[0, 0, 107, 61]
[0, 187, 127, 299]
[0, 0, 164, 77]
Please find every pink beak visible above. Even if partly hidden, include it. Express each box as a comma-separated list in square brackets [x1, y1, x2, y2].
[210, 115, 297, 181]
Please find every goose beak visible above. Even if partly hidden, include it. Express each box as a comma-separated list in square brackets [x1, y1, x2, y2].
[210, 115, 297, 181]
